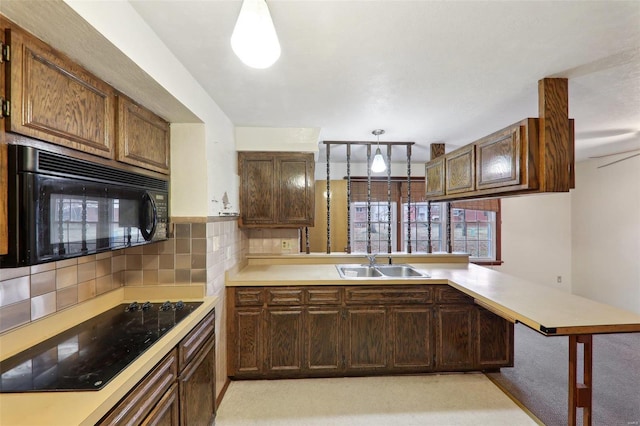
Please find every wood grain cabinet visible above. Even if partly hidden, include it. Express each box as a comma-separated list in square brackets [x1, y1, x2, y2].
[238, 151, 315, 227]
[424, 156, 445, 197]
[424, 79, 574, 201]
[2, 17, 115, 158]
[178, 310, 216, 426]
[1, 22, 6, 256]
[116, 95, 170, 174]
[228, 285, 509, 380]
[445, 145, 475, 195]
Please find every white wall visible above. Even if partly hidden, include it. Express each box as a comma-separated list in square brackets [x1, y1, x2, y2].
[498, 193, 573, 292]
[170, 124, 208, 217]
[571, 156, 640, 314]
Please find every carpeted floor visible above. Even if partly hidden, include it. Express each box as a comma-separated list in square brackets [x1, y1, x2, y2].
[487, 323, 640, 426]
[216, 374, 539, 426]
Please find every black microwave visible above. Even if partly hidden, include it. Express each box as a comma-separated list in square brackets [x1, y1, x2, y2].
[1, 145, 169, 268]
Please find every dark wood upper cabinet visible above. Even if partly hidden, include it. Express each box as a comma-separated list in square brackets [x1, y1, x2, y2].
[238, 151, 315, 227]
[476, 124, 523, 190]
[445, 144, 475, 194]
[116, 95, 170, 174]
[424, 78, 573, 201]
[3, 18, 115, 158]
[424, 156, 445, 197]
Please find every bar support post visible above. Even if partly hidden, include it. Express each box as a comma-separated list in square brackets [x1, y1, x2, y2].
[568, 334, 593, 426]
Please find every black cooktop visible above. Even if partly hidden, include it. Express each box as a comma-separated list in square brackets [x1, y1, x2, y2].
[0, 301, 202, 392]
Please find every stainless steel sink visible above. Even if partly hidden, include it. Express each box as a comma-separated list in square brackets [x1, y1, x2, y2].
[336, 264, 429, 279]
[375, 265, 428, 277]
[336, 265, 383, 278]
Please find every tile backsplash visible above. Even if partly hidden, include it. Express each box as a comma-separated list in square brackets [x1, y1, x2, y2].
[0, 220, 233, 334]
[247, 228, 300, 254]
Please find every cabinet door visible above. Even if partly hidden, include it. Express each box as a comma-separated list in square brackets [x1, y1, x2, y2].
[141, 383, 179, 426]
[476, 307, 514, 369]
[344, 307, 387, 370]
[233, 308, 263, 376]
[390, 306, 433, 370]
[116, 95, 170, 174]
[445, 145, 475, 194]
[239, 153, 276, 225]
[277, 154, 315, 225]
[435, 305, 475, 370]
[179, 337, 216, 426]
[265, 307, 303, 374]
[476, 125, 522, 190]
[5, 24, 115, 158]
[425, 157, 445, 197]
[306, 307, 342, 373]
[0, 24, 6, 255]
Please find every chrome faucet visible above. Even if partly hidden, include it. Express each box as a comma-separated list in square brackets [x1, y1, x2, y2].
[365, 254, 377, 267]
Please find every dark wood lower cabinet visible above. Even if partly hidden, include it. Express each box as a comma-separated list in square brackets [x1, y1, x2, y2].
[228, 285, 513, 380]
[179, 337, 216, 426]
[390, 306, 433, 370]
[435, 304, 475, 370]
[345, 307, 388, 370]
[306, 307, 342, 373]
[266, 308, 303, 373]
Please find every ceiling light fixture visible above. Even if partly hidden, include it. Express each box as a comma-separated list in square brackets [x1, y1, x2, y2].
[231, 0, 281, 69]
[371, 129, 387, 173]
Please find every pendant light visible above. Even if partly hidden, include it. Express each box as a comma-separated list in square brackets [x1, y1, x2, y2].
[231, 0, 281, 69]
[371, 129, 387, 173]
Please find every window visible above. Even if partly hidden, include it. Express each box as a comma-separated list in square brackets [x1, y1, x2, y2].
[351, 201, 397, 253]
[401, 202, 497, 262]
[451, 207, 496, 260]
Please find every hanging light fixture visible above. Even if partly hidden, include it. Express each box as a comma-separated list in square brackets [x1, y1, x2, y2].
[231, 0, 281, 69]
[371, 129, 387, 173]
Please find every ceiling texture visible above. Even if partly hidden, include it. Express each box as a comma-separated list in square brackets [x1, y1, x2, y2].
[3, 1, 640, 163]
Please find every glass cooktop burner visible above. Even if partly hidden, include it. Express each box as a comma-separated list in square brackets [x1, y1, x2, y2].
[0, 301, 202, 392]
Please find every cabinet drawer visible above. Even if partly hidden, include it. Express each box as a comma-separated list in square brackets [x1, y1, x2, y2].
[346, 286, 432, 305]
[267, 288, 304, 305]
[99, 349, 177, 426]
[307, 287, 342, 305]
[236, 288, 265, 306]
[178, 309, 215, 371]
[435, 286, 473, 304]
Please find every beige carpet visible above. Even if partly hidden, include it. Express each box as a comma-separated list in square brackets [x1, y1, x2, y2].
[216, 374, 539, 426]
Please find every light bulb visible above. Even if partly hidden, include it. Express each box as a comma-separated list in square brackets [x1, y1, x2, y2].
[371, 147, 387, 172]
[231, 0, 281, 69]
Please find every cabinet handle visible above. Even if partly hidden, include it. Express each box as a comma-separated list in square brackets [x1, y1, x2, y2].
[0, 42, 9, 62]
[1, 98, 9, 118]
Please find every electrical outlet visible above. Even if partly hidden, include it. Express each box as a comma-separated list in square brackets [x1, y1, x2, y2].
[557, 276, 562, 283]
[281, 240, 291, 249]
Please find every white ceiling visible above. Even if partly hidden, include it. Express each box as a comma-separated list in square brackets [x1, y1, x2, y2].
[127, 0, 640, 162]
[2, 1, 640, 163]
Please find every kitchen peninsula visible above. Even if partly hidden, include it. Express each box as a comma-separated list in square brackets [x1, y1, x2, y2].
[226, 253, 640, 425]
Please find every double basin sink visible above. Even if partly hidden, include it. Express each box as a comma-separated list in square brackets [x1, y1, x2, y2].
[336, 264, 430, 279]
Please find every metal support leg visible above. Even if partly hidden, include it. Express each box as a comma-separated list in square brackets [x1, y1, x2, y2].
[568, 334, 592, 426]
